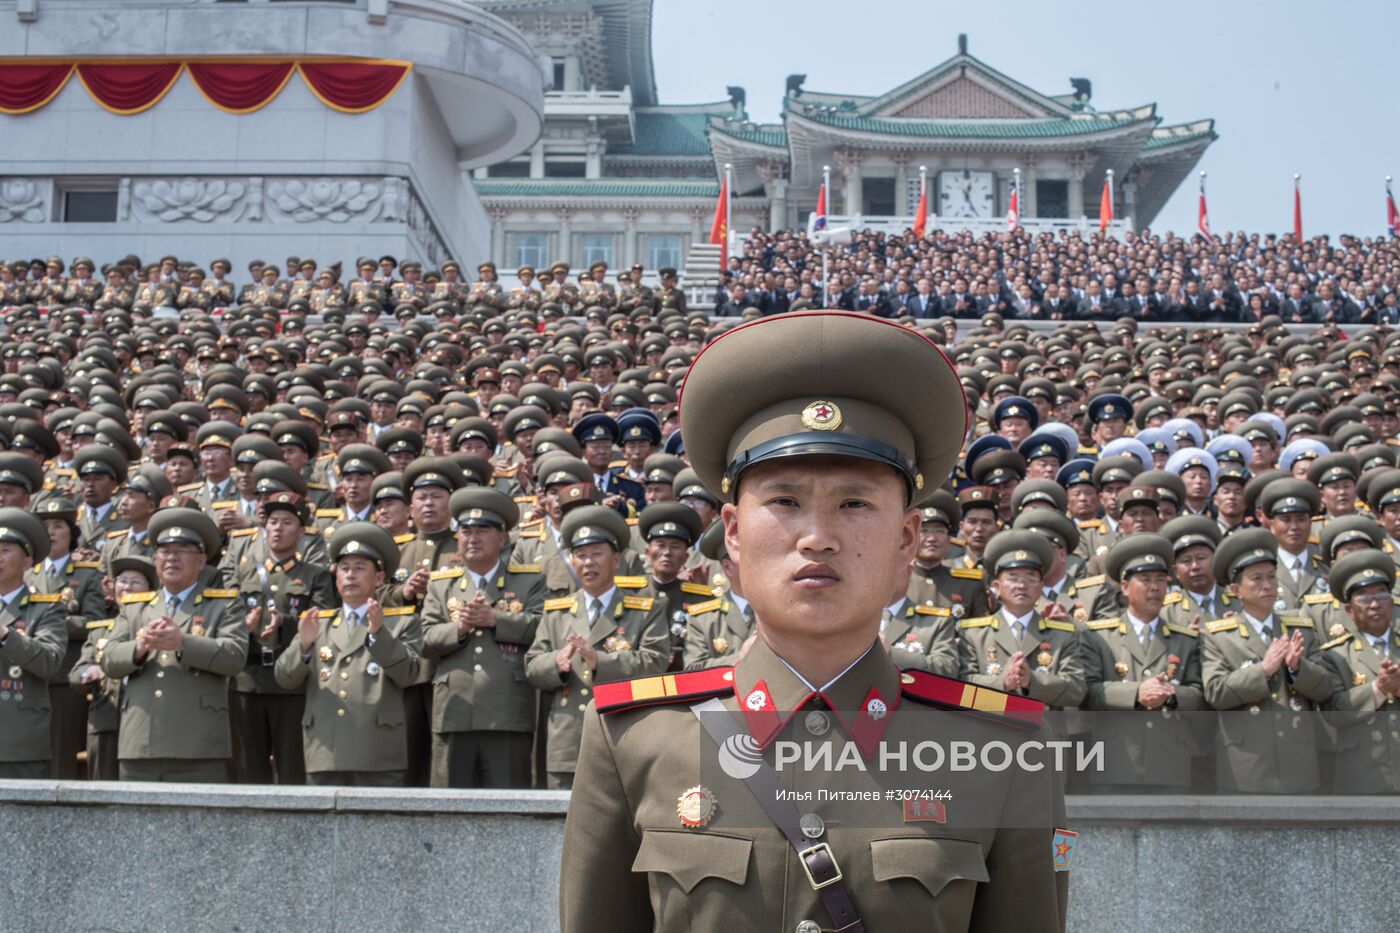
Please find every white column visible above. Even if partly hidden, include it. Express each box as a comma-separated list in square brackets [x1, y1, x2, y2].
[557, 209, 572, 265]
[489, 209, 507, 266]
[893, 155, 910, 215]
[769, 179, 788, 231]
[1067, 169, 1086, 220]
[529, 141, 545, 179]
[623, 209, 639, 268]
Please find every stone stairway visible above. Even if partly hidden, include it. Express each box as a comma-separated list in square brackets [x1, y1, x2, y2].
[681, 242, 723, 313]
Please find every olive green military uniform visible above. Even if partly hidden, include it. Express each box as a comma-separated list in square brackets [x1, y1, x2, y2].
[68, 618, 120, 780]
[76, 503, 129, 552]
[524, 587, 669, 787]
[101, 584, 248, 782]
[25, 556, 107, 779]
[101, 527, 155, 577]
[230, 553, 336, 784]
[1318, 626, 1400, 793]
[220, 526, 329, 578]
[274, 602, 421, 786]
[907, 561, 989, 621]
[883, 597, 959, 676]
[394, 526, 457, 785]
[1160, 587, 1234, 633]
[419, 560, 546, 787]
[680, 593, 753, 671]
[958, 611, 1086, 709]
[1201, 611, 1334, 792]
[563, 637, 1068, 933]
[1080, 615, 1205, 790]
[0, 588, 68, 778]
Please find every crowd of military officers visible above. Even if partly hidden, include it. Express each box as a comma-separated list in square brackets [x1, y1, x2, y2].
[0, 252, 1399, 794]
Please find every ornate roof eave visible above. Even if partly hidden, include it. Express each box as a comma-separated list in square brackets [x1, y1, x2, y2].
[1130, 134, 1218, 225]
[784, 110, 1159, 186]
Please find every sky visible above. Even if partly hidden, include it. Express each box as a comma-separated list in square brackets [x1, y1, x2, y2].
[651, 0, 1400, 238]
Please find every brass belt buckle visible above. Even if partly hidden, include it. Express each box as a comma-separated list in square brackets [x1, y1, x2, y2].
[798, 841, 843, 891]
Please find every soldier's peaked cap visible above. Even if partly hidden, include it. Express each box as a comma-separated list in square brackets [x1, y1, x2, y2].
[679, 313, 965, 502]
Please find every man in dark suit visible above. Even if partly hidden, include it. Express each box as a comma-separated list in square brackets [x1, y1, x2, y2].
[1040, 283, 1075, 320]
[903, 279, 937, 317]
[758, 284, 789, 316]
[714, 284, 751, 318]
[1204, 274, 1241, 321]
[853, 280, 893, 317]
[1278, 284, 1314, 323]
[1077, 280, 1112, 319]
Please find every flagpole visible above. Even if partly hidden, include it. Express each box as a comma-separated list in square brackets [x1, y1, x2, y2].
[723, 162, 733, 272]
[1012, 167, 1020, 232]
[822, 163, 831, 307]
[1294, 173, 1302, 242]
[1106, 169, 1114, 234]
[1387, 175, 1394, 238]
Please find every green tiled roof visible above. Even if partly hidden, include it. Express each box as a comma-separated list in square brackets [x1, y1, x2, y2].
[612, 112, 715, 156]
[797, 112, 1155, 138]
[475, 179, 719, 198]
[710, 122, 788, 148]
[1144, 125, 1217, 149]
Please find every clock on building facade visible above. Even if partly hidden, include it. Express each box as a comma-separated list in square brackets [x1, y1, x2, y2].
[939, 169, 996, 218]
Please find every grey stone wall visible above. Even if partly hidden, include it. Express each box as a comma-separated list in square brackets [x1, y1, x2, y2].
[2, 782, 1397, 932]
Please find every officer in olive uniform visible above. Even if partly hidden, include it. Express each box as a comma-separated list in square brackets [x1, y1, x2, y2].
[906, 490, 990, 619]
[1080, 534, 1206, 792]
[314, 444, 389, 538]
[680, 521, 754, 671]
[100, 509, 248, 783]
[275, 524, 422, 786]
[957, 531, 1087, 710]
[655, 267, 686, 313]
[883, 561, 959, 676]
[0, 510, 68, 778]
[467, 262, 507, 311]
[70, 556, 158, 780]
[507, 265, 542, 311]
[419, 488, 546, 788]
[100, 466, 171, 577]
[394, 457, 468, 786]
[525, 505, 669, 789]
[1158, 516, 1234, 632]
[1317, 550, 1400, 793]
[220, 462, 330, 574]
[74, 445, 131, 550]
[1302, 515, 1388, 640]
[1201, 527, 1334, 793]
[1258, 479, 1328, 611]
[229, 492, 337, 784]
[561, 314, 1068, 933]
[636, 502, 709, 669]
[27, 497, 107, 778]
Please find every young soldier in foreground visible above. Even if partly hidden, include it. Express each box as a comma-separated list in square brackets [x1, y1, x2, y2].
[560, 313, 1069, 933]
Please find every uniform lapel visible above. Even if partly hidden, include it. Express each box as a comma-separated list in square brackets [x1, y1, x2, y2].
[883, 609, 913, 648]
[587, 591, 621, 645]
[993, 615, 1020, 659]
[329, 610, 352, 654]
[1143, 623, 1169, 671]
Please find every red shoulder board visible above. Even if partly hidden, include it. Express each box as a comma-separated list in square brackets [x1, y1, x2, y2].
[595, 668, 735, 715]
[899, 669, 1043, 730]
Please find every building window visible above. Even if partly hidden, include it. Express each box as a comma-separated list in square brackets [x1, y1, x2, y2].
[545, 161, 586, 178]
[647, 234, 682, 271]
[1037, 180, 1069, 219]
[551, 58, 567, 91]
[62, 190, 118, 222]
[488, 161, 530, 178]
[863, 178, 895, 215]
[579, 234, 614, 269]
[515, 233, 549, 271]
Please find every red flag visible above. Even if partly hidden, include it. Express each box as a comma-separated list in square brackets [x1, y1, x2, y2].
[1197, 174, 1211, 238]
[708, 177, 729, 269]
[1293, 177, 1303, 242]
[912, 186, 927, 239]
[1006, 183, 1019, 232]
[1098, 177, 1113, 232]
[1387, 178, 1397, 237]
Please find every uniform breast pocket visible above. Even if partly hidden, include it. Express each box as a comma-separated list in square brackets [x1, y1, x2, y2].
[870, 836, 989, 903]
[632, 829, 752, 926]
[376, 708, 405, 729]
[200, 694, 228, 714]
